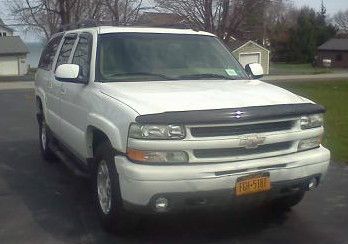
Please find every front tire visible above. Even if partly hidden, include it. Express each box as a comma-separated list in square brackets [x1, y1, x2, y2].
[93, 141, 138, 234]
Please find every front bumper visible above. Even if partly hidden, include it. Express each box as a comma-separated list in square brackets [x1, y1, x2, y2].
[115, 146, 330, 213]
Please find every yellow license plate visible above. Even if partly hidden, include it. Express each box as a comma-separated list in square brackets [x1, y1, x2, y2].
[235, 173, 271, 196]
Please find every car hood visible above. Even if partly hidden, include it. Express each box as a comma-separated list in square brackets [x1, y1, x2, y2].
[100, 80, 309, 115]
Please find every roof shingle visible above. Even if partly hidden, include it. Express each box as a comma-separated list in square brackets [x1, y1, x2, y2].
[0, 36, 29, 55]
[228, 39, 248, 51]
[318, 38, 348, 51]
[228, 39, 269, 52]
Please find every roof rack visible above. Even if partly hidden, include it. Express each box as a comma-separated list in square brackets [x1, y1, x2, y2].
[139, 23, 195, 29]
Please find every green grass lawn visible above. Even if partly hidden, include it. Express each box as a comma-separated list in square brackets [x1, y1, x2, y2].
[270, 63, 332, 75]
[275, 80, 348, 163]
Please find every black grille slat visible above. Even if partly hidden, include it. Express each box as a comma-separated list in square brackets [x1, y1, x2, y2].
[136, 103, 325, 124]
[193, 142, 292, 158]
[191, 121, 294, 137]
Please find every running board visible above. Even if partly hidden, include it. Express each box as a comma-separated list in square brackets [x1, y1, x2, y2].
[49, 143, 90, 178]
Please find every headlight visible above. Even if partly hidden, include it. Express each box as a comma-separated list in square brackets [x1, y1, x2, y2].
[127, 149, 189, 163]
[129, 123, 185, 140]
[298, 137, 322, 152]
[300, 114, 323, 129]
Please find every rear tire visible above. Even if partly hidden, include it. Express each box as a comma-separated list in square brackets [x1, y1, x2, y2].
[271, 191, 305, 211]
[38, 114, 56, 161]
[93, 141, 138, 234]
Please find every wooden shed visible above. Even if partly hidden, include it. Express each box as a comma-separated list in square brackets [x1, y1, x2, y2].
[229, 40, 270, 75]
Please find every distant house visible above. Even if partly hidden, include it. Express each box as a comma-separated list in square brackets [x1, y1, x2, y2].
[0, 18, 13, 37]
[229, 40, 270, 75]
[317, 38, 348, 68]
[0, 18, 29, 76]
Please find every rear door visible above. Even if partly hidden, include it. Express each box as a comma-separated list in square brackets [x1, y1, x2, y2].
[37, 34, 63, 135]
[59, 32, 93, 160]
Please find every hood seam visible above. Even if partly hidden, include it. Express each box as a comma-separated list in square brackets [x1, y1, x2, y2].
[100, 90, 141, 116]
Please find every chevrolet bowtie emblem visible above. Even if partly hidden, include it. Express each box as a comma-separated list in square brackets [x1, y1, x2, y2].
[239, 135, 266, 149]
[231, 110, 244, 119]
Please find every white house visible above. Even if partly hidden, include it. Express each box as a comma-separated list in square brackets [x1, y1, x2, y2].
[0, 17, 14, 37]
[0, 18, 29, 76]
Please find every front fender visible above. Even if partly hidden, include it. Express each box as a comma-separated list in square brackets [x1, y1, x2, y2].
[87, 113, 124, 153]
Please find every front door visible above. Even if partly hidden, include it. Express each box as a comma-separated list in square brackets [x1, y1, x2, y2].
[52, 34, 78, 141]
[59, 33, 93, 161]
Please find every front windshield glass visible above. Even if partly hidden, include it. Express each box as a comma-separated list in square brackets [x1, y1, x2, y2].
[97, 33, 248, 82]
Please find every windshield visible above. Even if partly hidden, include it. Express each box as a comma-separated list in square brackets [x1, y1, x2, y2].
[97, 33, 248, 82]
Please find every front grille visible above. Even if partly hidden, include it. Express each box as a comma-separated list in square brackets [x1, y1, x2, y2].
[193, 142, 292, 159]
[190, 121, 295, 138]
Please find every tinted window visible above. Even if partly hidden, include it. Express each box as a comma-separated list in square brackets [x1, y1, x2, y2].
[98, 33, 248, 82]
[39, 34, 63, 70]
[72, 34, 92, 81]
[56, 35, 77, 69]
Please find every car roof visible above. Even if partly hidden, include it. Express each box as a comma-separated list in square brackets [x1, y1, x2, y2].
[63, 26, 216, 37]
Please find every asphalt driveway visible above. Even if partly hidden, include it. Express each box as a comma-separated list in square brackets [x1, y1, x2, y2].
[0, 90, 348, 244]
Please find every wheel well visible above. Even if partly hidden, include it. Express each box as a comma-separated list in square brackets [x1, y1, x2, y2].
[36, 96, 43, 113]
[87, 127, 111, 158]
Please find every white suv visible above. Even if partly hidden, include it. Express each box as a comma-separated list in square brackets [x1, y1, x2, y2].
[35, 26, 330, 232]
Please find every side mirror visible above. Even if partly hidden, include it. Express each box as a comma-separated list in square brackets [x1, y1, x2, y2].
[55, 64, 81, 82]
[245, 63, 264, 79]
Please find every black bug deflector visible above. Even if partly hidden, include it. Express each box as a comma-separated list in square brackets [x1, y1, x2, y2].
[135, 103, 326, 125]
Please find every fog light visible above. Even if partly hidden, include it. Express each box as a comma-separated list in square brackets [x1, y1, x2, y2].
[308, 178, 318, 191]
[154, 197, 169, 212]
[298, 137, 321, 152]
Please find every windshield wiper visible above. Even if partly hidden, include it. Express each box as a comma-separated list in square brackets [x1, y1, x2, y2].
[177, 73, 239, 80]
[107, 72, 175, 80]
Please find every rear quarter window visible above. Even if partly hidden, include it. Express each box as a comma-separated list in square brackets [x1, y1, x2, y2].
[38, 34, 63, 71]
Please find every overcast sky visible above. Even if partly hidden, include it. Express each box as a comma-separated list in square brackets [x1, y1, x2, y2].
[1, 0, 348, 42]
[293, 0, 348, 15]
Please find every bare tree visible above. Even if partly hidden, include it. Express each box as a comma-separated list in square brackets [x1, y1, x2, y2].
[103, 0, 143, 25]
[154, 0, 271, 42]
[7, 0, 144, 41]
[334, 10, 348, 33]
[264, 0, 297, 43]
[265, 0, 297, 27]
[9, 0, 57, 40]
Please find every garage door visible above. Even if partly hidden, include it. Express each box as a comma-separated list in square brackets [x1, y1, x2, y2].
[0, 56, 18, 76]
[239, 53, 260, 68]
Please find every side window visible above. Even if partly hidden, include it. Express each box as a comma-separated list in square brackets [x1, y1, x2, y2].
[72, 33, 92, 81]
[38, 34, 63, 70]
[55, 35, 77, 69]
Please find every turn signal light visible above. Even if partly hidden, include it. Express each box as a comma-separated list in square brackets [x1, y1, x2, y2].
[127, 148, 189, 163]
